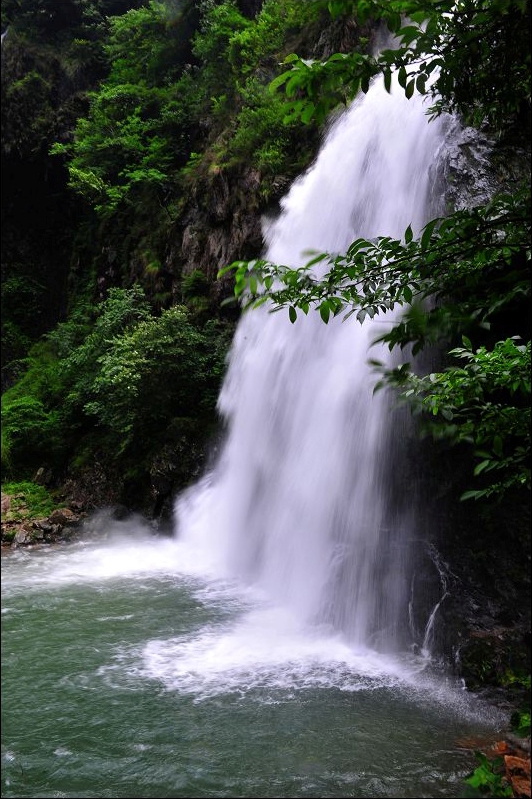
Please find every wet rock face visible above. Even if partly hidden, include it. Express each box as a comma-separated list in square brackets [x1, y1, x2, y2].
[1, 492, 84, 548]
[174, 166, 264, 305]
[429, 479, 531, 697]
[457, 627, 531, 691]
[441, 122, 531, 213]
[166, 11, 369, 308]
[416, 121, 532, 694]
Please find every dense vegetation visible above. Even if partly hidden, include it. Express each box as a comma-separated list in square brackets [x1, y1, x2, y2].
[1, 0, 335, 511]
[1, 0, 529, 503]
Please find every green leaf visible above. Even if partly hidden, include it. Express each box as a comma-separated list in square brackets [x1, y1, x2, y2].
[235, 278, 247, 296]
[249, 275, 258, 295]
[305, 252, 328, 267]
[416, 74, 427, 94]
[268, 71, 291, 93]
[319, 302, 331, 324]
[405, 80, 415, 99]
[493, 436, 503, 456]
[283, 53, 300, 65]
[289, 305, 297, 323]
[420, 218, 438, 250]
[461, 488, 489, 501]
[410, 11, 430, 24]
[474, 459, 491, 476]
[218, 263, 238, 278]
[300, 102, 316, 124]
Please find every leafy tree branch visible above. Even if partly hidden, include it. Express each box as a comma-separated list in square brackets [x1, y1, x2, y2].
[218, 0, 531, 500]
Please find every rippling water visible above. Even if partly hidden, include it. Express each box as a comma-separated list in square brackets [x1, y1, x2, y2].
[1, 526, 504, 799]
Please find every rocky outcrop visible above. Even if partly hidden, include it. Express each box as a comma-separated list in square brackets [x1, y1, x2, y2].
[485, 738, 531, 799]
[159, 10, 370, 312]
[174, 165, 265, 304]
[1, 492, 85, 547]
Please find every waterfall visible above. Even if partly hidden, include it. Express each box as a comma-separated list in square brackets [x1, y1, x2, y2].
[175, 73, 454, 655]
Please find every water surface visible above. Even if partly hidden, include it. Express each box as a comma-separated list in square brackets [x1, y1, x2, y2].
[1, 530, 503, 799]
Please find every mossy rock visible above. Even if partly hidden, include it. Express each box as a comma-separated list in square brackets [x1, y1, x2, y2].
[459, 628, 531, 690]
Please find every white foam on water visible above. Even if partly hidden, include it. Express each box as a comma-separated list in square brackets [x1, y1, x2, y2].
[132, 594, 504, 729]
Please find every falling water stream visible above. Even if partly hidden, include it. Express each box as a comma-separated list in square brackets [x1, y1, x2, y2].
[175, 69, 452, 653]
[1, 75, 505, 798]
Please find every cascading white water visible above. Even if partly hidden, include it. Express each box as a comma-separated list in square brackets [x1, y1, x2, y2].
[176, 73, 453, 655]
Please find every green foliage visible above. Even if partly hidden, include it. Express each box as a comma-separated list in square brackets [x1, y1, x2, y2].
[44, 296, 97, 359]
[465, 752, 513, 797]
[506, 674, 531, 738]
[50, 1, 199, 216]
[1, 428, 12, 476]
[2, 285, 232, 484]
[510, 708, 531, 737]
[269, 0, 531, 131]
[192, 0, 250, 101]
[191, 0, 322, 175]
[1, 394, 62, 476]
[49, 0, 322, 222]
[1, 320, 33, 388]
[505, 672, 532, 691]
[224, 77, 315, 176]
[1, 287, 151, 478]
[181, 269, 210, 300]
[59, 285, 151, 415]
[1, 481, 58, 521]
[180, 269, 210, 315]
[3, 71, 55, 156]
[222, 190, 529, 329]
[4, 0, 320, 496]
[226, 0, 320, 77]
[55, 80, 177, 214]
[1, 339, 69, 476]
[80, 305, 230, 453]
[1, 2, 148, 377]
[1, 1, 143, 42]
[220, 2, 531, 502]
[104, 3, 179, 85]
[384, 337, 530, 500]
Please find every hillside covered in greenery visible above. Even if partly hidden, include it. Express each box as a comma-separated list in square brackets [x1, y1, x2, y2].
[1, 0, 335, 513]
[1, 0, 530, 707]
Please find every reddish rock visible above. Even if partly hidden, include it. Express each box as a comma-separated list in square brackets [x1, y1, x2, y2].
[504, 755, 531, 798]
[493, 741, 511, 755]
